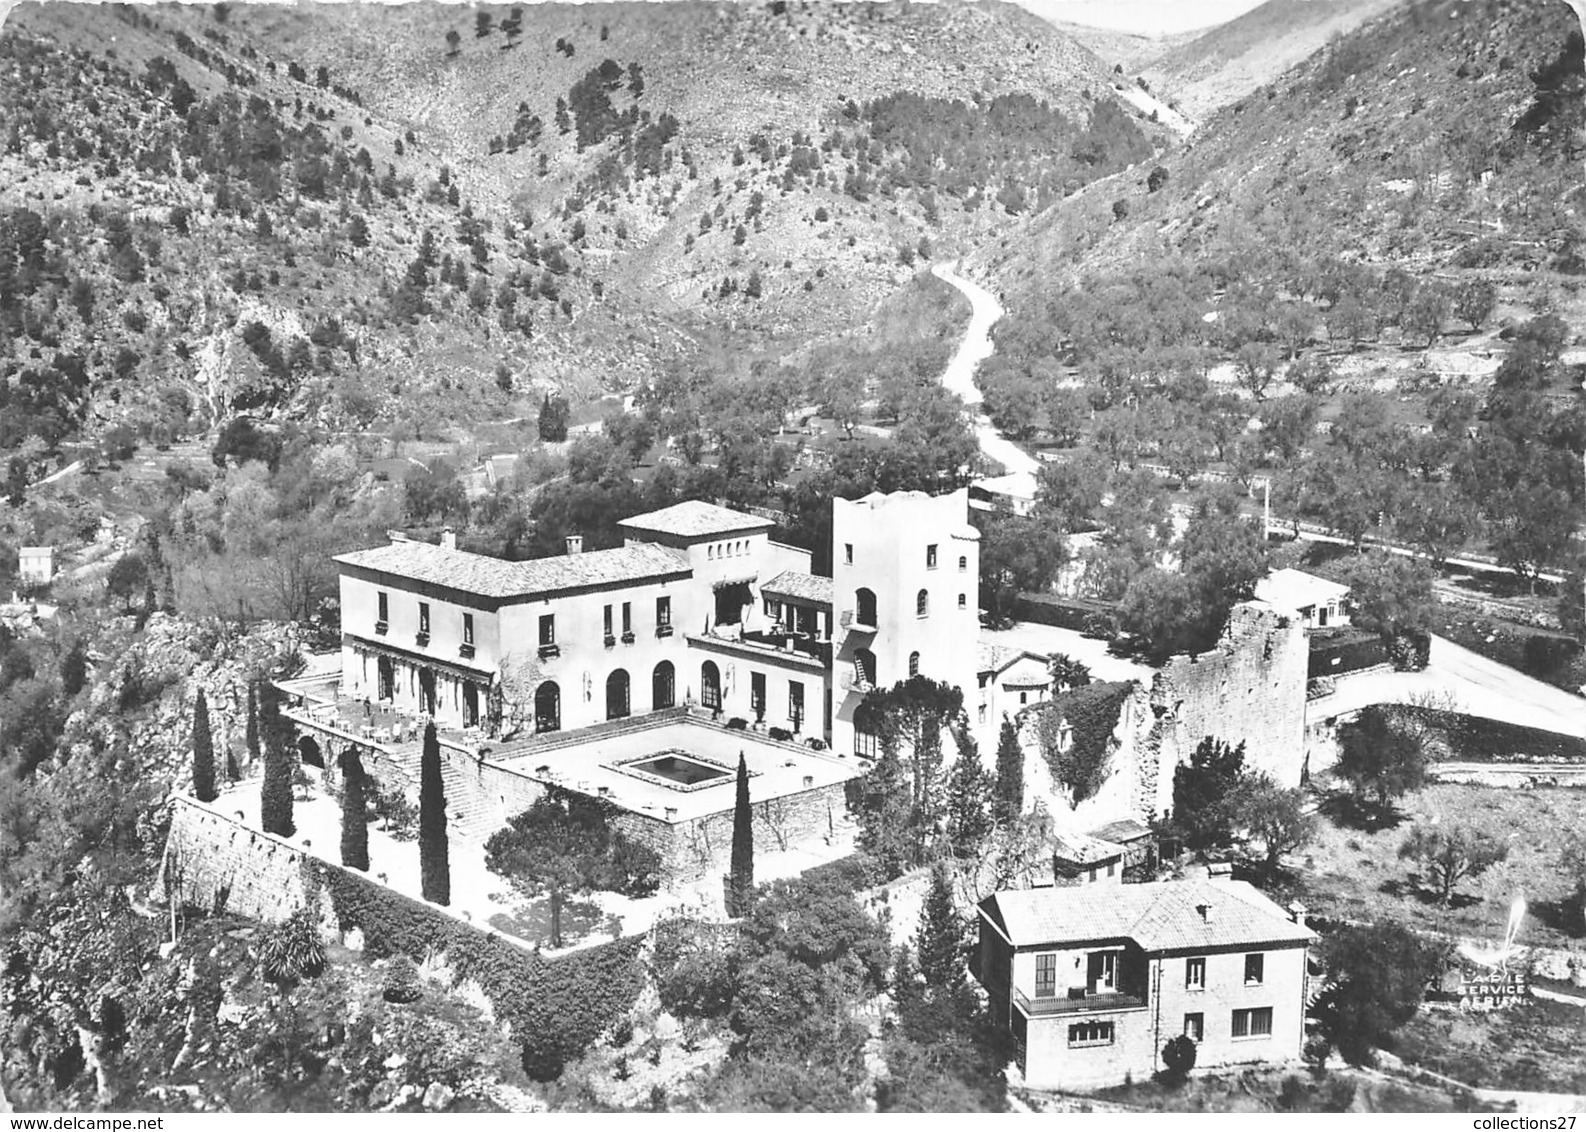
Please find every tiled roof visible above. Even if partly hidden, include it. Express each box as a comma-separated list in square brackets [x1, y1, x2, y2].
[1090, 818, 1154, 845]
[334, 539, 689, 600]
[618, 500, 773, 539]
[978, 643, 1024, 674]
[1051, 830, 1125, 866]
[761, 570, 833, 605]
[982, 879, 1313, 952]
[1254, 568, 1350, 612]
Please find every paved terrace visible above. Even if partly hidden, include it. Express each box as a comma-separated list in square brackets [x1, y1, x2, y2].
[275, 673, 867, 833]
[494, 717, 865, 824]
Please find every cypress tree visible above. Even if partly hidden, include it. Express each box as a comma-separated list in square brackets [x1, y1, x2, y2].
[192, 688, 217, 803]
[916, 862, 964, 993]
[992, 717, 1024, 827]
[258, 681, 295, 837]
[339, 747, 370, 872]
[419, 722, 450, 905]
[728, 751, 754, 917]
[245, 681, 261, 768]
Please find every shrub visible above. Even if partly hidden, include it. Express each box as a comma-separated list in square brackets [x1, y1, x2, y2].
[726, 717, 748, 731]
[383, 953, 422, 1003]
[258, 908, 326, 985]
[1160, 1034, 1197, 1082]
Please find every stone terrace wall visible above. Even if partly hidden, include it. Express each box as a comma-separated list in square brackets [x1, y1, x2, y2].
[613, 780, 850, 883]
[163, 796, 326, 926]
[1152, 602, 1308, 788]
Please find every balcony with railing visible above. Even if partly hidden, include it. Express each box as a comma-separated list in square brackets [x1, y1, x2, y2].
[690, 622, 830, 670]
[1012, 986, 1146, 1018]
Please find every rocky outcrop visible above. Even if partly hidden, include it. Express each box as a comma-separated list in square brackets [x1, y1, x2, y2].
[61, 613, 303, 796]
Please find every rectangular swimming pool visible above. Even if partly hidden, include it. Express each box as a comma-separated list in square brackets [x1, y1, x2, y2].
[625, 753, 732, 787]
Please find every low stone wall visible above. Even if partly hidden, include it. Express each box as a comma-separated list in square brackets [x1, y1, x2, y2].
[611, 780, 849, 884]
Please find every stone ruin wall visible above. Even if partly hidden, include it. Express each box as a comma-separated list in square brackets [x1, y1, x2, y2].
[1151, 602, 1309, 790]
[1013, 601, 1309, 834]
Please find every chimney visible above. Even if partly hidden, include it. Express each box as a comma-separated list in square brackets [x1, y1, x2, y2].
[1197, 902, 1215, 923]
[1208, 861, 1234, 883]
[387, 529, 409, 543]
[566, 534, 584, 556]
[1288, 900, 1308, 927]
[440, 527, 457, 550]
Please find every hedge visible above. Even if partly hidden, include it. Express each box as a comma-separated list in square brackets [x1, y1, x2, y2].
[1391, 705, 1586, 764]
[1307, 628, 1388, 679]
[801, 852, 885, 893]
[1013, 593, 1119, 634]
[322, 866, 645, 1079]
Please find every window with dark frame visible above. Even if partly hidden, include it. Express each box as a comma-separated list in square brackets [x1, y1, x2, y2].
[1232, 1007, 1273, 1039]
[539, 614, 555, 646]
[417, 602, 430, 642]
[1186, 957, 1206, 990]
[621, 601, 632, 637]
[1034, 953, 1057, 998]
[1068, 1020, 1114, 1047]
[603, 604, 614, 639]
[1245, 953, 1264, 986]
[376, 591, 389, 626]
[855, 729, 877, 759]
[916, 589, 929, 617]
[656, 595, 672, 632]
[462, 613, 474, 645]
[926, 543, 938, 568]
[789, 681, 804, 726]
[1184, 1013, 1204, 1041]
[844, 543, 853, 564]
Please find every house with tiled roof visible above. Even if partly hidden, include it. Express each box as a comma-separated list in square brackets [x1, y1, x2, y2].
[975, 877, 1313, 1091]
[331, 490, 985, 747]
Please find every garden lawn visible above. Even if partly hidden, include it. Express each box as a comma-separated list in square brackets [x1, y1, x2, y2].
[1283, 784, 1586, 950]
[1395, 999, 1586, 1095]
[1075, 1064, 1479, 1113]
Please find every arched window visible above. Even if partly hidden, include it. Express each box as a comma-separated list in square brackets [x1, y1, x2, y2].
[854, 587, 877, 628]
[701, 661, 722, 711]
[534, 681, 561, 733]
[652, 661, 675, 711]
[908, 651, 920, 678]
[606, 669, 631, 720]
[854, 648, 877, 688]
[916, 589, 929, 617]
[959, 555, 968, 572]
[958, 593, 967, 610]
[708, 545, 715, 560]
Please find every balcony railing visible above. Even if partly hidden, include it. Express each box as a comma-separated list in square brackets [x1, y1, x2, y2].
[459, 642, 475, 659]
[1012, 986, 1146, 1018]
[656, 624, 674, 638]
[537, 642, 560, 659]
[374, 620, 388, 636]
[415, 630, 430, 647]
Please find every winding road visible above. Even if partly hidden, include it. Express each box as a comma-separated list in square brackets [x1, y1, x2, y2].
[930, 261, 1041, 481]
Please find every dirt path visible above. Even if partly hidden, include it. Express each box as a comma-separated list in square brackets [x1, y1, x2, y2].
[929, 261, 1041, 480]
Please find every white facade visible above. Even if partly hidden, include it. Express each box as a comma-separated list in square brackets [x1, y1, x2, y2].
[334, 494, 983, 747]
[830, 489, 981, 757]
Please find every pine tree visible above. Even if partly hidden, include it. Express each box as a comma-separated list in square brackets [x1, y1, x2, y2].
[992, 717, 1024, 827]
[59, 637, 88, 696]
[340, 748, 370, 872]
[857, 735, 914, 879]
[192, 689, 217, 803]
[419, 722, 450, 905]
[728, 752, 754, 916]
[916, 862, 964, 993]
[944, 745, 993, 860]
[258, 681, 295, 837]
